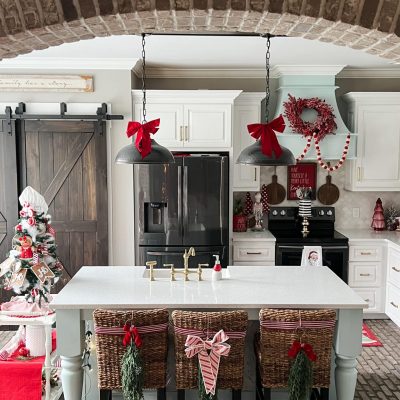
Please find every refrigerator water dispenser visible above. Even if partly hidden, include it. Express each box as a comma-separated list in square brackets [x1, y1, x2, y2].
[144, 202, 166, 233]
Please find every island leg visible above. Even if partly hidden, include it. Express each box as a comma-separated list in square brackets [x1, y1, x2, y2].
[334, 308, 363, 400]
[57, 309, 85, 400]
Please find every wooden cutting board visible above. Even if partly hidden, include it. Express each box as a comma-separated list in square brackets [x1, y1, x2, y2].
[265, 174, 286, 204]
[317, 175, 340, 205]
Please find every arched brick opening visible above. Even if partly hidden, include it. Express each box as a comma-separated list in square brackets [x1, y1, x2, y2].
[1, 1, 400, 62]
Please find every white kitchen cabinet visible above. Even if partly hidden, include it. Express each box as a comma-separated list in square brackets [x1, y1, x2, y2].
[132, 90, 241, 149]
[348, 240, 386, 315]
[343, 93, 400, 191]
[386, 245, 400, 325]
[232, 93, 265, 191]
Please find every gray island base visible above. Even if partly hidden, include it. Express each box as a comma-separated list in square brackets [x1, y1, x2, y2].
[51, 265, 366, 400]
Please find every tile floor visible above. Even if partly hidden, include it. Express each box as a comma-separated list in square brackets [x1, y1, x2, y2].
[1, 319, 399, 399]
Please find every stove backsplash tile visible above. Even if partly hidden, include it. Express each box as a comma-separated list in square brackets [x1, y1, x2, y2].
[233, 164, 400, 230]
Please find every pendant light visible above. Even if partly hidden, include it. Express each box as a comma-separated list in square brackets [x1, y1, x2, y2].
[236, 34, 295, 166]
[115, 34, 174, 164]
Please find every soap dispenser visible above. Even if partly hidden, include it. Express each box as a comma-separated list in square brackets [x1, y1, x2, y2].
[212, 254, 222, 281]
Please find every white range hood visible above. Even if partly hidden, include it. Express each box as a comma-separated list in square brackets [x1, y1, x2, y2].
[272, 65, 357, 160]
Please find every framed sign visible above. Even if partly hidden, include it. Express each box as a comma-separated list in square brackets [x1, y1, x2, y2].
[287, 163, 317, 200]
[0, 75, 93, 92]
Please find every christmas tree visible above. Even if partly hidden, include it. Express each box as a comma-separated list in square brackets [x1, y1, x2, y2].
[0, 187, 63, 306]
[371, 198, 385, 231]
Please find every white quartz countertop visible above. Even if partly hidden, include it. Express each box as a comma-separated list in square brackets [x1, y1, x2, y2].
[51, 266, 366, 310]
[338, 229, 400, 247]
[232, 230, 276, 241]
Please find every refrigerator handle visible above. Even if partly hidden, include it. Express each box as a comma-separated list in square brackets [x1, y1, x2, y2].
[178, 165, 183, 238]
[220, 157, 225, 240]
[183, 165, 189, 237]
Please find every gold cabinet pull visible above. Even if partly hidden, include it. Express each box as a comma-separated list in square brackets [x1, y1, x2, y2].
[357, 166, 361, 181]
[390, 301, 399, 309]
[254, 168, 257, 181]
[247, 251, 262, 255]
[360, 273, 371, 277]
[180, 126, 184, 141]
[360, 251, 372, 256]
[392, 266, 400, 273]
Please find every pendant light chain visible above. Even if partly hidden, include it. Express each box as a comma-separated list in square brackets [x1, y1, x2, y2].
[265, 34, 271, 123]
[141, 33, 147, 123]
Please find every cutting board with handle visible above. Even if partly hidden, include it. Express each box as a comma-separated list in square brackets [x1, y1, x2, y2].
[265, 173, 286, 205]
[317, 174, 340, 205]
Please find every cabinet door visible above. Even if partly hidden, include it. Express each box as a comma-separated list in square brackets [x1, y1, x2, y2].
[353, 105, 400, 190]
[134, 103, 184, 148]
[184, 104, 231, 148]
[233, 105, 260, 190]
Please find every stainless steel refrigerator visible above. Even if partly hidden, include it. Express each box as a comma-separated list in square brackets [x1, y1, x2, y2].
[134, 154, 229, 268]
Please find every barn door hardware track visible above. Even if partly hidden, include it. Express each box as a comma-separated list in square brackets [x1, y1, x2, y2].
[1, 102, 123, 135]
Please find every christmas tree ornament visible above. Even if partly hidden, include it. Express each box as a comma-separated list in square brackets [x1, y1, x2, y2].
[121, 322, 144, 400]
[185, 329, 231, 400]
[287, 340, 316, 400]
[371, 198, 385, 231]
[0, 186, 63, 308]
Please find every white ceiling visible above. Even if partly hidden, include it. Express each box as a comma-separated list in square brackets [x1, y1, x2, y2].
[0, 34, 395, 71]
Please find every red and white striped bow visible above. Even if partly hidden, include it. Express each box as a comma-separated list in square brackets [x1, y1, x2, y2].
[185, 329, 230, 395]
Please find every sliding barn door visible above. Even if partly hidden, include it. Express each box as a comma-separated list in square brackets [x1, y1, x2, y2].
[0, 120, 18, 303]
[19, 120, 108, 290]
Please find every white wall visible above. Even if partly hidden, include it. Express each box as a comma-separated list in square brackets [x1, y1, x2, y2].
[0, 68, 134, 266]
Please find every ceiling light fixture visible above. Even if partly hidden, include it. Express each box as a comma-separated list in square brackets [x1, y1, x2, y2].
[236, 34, 295, 166]
[115, 34, 174, 165]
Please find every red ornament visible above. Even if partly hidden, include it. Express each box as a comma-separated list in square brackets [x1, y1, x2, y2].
[126, 118, 160, 159]
[27, 217, 36, 226]
[371, 198, 385, 231]
[16, 224, 22, 232]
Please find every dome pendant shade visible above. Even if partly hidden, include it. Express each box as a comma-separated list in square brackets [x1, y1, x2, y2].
[115, 139, 175, 164]
[236, 139, 296, 166]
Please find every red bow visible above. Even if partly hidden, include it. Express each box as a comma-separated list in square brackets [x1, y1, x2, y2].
[126, 118, 160, 159]
[288, 340, 317, 362]
[122, 323, 142, 348]
[247, 115, 286, 158]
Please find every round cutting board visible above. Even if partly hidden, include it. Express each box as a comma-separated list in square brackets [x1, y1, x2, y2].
[317, 175, 340, 205]
[265, 174, 286, 204]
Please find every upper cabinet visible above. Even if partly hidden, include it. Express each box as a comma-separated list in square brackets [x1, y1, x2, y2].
[343, 93, 400, 191]
[232, 93, 265, 191]
[132, 90, 241, 150]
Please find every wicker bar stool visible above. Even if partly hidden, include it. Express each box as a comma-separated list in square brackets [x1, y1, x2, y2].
[93, 308, 169, 400]
[172, 310, 248, 400]
[255, 309, 336, 400]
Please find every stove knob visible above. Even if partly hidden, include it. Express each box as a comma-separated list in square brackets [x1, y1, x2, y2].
[319, 210, 325, 216]
[272, 210, 278, 216]
[280, 210, 286, 216]
[327, 210, 333, 216]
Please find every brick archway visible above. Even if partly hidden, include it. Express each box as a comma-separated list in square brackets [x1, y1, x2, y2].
[1, 1, 400, 62]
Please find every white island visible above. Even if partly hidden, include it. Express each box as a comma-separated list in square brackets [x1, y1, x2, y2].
[51, 265, 366, 400]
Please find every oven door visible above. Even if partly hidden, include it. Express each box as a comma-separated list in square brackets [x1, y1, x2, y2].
[275, 244, 348, 283]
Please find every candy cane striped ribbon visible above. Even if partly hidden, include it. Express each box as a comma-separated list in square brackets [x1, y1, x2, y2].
[174, 326, 246, 339]
[0, 350, 9, 360]
[185, 329, 230, 395]
[261, 320, 335, 330]
[95, 322, 168, 336]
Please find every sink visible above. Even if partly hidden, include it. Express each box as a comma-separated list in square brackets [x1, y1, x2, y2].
[142, 268, 230, 280]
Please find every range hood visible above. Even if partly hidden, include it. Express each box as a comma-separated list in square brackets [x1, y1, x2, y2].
[271, 65, 357, 160]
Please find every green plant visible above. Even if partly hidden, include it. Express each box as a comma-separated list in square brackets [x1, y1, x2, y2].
[234, 199, 244, 216]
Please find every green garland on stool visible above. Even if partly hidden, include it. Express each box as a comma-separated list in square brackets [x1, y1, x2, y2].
[198, 360, 218, 400]
[121, 323, 144, 400]
[287, 340, 316, 400]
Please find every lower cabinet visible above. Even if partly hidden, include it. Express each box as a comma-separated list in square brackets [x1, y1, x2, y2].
[386, 283, 400, 326]
[232, 238, 275, 266]
[348, 241, 386, 315]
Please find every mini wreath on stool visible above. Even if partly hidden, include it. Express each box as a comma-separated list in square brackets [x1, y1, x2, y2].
[284, 94, 337, 141]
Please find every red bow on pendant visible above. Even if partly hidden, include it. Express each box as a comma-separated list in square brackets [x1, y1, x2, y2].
[122, 322, 142, 348]
[247, 114, 286, 158]
[126, 118, 160, 159]
[288, 340, 317, 362]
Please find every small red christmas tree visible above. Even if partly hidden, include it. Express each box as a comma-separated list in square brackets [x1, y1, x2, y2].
[261, 184, 270, 214]
[371, 198, 385, 231]
[244, 192, 253, 216]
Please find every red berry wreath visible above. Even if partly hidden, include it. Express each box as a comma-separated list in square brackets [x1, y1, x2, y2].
[283, 94, 337, 142]
[283, 94, 350, 172]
